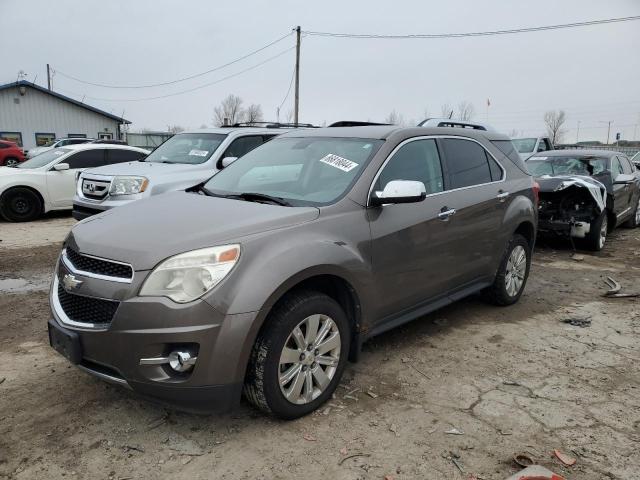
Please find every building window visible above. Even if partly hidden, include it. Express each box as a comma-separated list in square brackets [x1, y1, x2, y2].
[0, 132, 23, 147]
[35, 133, 56, 147]
[98, 132, 113, 140]
[68, 133, 87, 138]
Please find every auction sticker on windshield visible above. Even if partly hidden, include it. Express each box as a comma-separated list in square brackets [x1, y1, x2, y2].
[189, 149, 209, 157]
[319, 154, 359, 172]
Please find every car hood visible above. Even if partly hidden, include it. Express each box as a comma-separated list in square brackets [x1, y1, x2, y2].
[0, 166, 44, 177]
[84, 161, 208, 178]
[68, 191, 320, 270]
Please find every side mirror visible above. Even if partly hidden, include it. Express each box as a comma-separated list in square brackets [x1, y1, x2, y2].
[221, 156, 238, 168]
[614, 173, 635, 185]
[52, 163, 70, 171]
[370, 180, 427, 206]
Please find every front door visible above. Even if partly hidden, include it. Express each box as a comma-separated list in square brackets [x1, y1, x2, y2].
[611, 156, 632, 220]
[47, 149, 106, 207]
[368, 138, 452, 319]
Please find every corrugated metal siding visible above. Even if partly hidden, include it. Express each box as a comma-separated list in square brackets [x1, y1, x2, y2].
[0, 85, 121, 149]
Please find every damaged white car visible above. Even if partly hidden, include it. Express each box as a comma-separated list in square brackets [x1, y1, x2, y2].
[526, 150, 640, 250]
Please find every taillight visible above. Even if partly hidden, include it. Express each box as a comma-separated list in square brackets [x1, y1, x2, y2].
[532, 181, 540, 205]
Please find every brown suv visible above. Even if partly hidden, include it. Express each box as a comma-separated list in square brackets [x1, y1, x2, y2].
[49, 124, 537, 419]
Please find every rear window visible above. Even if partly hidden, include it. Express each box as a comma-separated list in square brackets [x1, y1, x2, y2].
[491, 140, 530, 175]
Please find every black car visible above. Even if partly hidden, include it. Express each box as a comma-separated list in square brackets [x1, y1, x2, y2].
[526, 149, 640, 250]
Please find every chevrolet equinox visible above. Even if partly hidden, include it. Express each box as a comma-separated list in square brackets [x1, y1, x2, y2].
[48, 125, 537, 419]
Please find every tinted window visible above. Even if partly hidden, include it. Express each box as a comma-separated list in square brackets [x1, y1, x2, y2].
[107, 149, 146, 164]
[0, 143, 8, 149]
[611, 157, 624, 176]
[441, 138, 492, 189]
[66, 149, 106, 169]
[69, 139, 89, 145]
[619, 156, 633, 174]
[374, 139, 443, 194]
[486, 152, 503, 181]
[537, 139, 549, 152]
[222, 135, 264, 159]
[18, 149, 71, 168]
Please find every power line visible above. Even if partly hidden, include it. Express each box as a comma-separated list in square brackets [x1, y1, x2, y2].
[57, 45, 295, 102]
[55, 32, 292, 89]
[278, 65, 296, 111]
[303, 15, 640, 39]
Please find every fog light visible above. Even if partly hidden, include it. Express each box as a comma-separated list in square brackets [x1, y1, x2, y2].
[168, 351, 197, 372]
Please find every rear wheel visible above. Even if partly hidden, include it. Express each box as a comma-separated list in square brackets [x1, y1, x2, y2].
[483, 234, 531, 306]
[3, 157, 19, 167]
[0, 187, 43, 222]
[623, 197, 640, 228]
[244, 290, 350, 419]
[584, 211, 608, 251]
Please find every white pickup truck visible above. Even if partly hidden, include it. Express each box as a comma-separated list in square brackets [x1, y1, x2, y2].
[512, 136, 554, 160]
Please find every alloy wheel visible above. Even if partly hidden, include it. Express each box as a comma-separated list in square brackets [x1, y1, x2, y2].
[505, 245, 527, 297]
[278, 314, 341, 405]
[599, 216, 608, 249]
[5, 159, 19, 167]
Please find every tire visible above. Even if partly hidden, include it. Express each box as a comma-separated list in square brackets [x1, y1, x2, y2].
[0, 187, 43, 222]
[3, 157, 19, 167]
[584, 210, 608, 251]
[483, 234, 531, 306]
[244, 290, 350, 419]
[623, 197, 640, 228]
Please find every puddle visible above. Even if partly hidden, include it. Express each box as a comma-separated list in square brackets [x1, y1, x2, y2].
[0, 276, 51, 293]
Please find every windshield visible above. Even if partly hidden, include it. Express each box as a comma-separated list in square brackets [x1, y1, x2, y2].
[42, 140, 58, 147]
[17, 149, 71, 168]
[512, 138, 537, 153]
[203, 137, 383, 206]
[526, 155, 608, 177]
[144, 133, 226, 164]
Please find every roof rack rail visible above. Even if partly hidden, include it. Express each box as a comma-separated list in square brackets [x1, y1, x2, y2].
[328, 121, 392, 127]
[417, 118, 494, 132]
[228, 122, 317, 129]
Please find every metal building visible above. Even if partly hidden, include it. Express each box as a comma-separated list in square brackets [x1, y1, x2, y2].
[0, 80, 130, 151]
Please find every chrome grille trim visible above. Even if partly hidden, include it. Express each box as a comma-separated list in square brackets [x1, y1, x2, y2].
[51, 276, 114, 330]
[62, 248, 133, 284]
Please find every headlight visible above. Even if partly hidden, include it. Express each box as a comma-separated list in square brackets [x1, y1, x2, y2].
[109, 176, 148, 195]
[139, 245, 240, 303]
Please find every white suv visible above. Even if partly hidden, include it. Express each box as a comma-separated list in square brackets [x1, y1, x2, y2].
[72, 126, 301, 219]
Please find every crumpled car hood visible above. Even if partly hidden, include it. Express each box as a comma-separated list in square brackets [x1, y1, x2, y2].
[536, 175, 607, 212]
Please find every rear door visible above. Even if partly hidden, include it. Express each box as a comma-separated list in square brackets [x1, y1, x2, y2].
[368, 138, 452, 318]
[46, 149, 106, 207]
[436, 137, 507, 291]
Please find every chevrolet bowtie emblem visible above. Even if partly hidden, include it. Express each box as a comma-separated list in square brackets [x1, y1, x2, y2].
[62, 274, 83, 291]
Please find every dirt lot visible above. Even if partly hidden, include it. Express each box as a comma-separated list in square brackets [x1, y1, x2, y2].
[1, 216, 639, 480]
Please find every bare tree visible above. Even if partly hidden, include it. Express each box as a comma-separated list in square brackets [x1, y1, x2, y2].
[440, 103, 453, 118]
[507, 129, 521, 138]
[167, 125, 185, 134]
[244, 104, 264, 125]
[213, 94, 244, 126]
[456, 101, 475, 121]
[543, 110, 567, 145]
[384, 110, 404, 125]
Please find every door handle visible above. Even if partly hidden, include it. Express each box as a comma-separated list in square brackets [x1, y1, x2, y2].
[496, 191, 510, 202]
[438, 208, 457, 220]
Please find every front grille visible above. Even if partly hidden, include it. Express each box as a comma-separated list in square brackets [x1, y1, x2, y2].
[57, 283, 119, 326]
[81, 178, 110, 200]
[65, 248, 133, 280]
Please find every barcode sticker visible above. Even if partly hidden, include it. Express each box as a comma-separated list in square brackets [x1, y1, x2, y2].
[188, 149, 209, 157]
[319, 154, 359, 172]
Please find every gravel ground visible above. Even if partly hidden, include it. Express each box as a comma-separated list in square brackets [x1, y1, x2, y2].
[0, 219, 639, 480]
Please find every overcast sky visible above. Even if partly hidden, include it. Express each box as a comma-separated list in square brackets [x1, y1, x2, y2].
[3, 0, 639, 142]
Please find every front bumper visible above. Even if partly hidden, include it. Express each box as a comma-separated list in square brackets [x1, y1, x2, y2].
[72, 194, 145, 220]
[49, 258, 257, 413]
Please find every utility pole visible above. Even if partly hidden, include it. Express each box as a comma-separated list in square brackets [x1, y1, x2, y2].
[47, 64, 51, 90]
[600, 120, 612, 144]
[293, 26, 301, 126]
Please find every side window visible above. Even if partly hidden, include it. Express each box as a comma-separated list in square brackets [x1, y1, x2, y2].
[537, 139, 549, 152]
[374, 139, 444, 195]
[106, 149, 146, 164]
[65, 149, 106, 169]
[441, 138, 493, 189]
[619, 156, 633, 174]
[611, 157, 624, 176]
[35, 133, 55, 146]
[486, 151, 504, 181]
[222, 135, 264, 159]
[0, 143, 8, 149]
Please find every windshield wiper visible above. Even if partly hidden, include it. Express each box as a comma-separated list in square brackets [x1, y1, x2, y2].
[226, 192, 291, 206]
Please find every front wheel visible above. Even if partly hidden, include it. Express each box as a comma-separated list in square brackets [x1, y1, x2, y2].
[244, 290, 350, 419]
[584, 211, 608, 251]
[483, 234, 531, 306]
[0, 187, 43, 222]
[3, 158, 19, 167]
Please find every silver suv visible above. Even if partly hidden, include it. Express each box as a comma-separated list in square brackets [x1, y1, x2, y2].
[72, 126, 299, 219]
[49, 125, 537, 419]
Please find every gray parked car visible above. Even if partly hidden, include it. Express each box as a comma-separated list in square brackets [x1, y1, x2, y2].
[48, 125, 537, 419]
